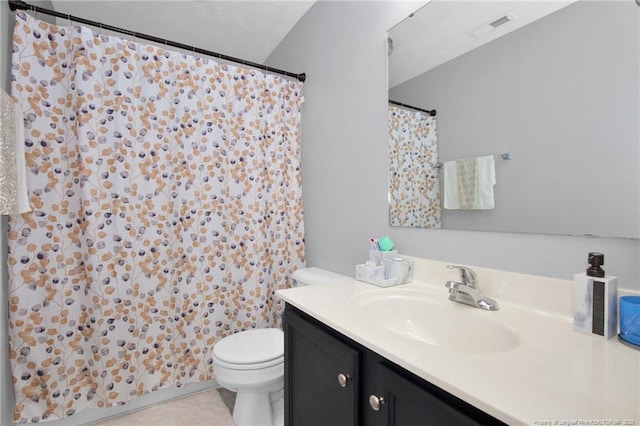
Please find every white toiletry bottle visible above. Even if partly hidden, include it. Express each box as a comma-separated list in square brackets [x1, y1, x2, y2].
[573, 252, 617, 339]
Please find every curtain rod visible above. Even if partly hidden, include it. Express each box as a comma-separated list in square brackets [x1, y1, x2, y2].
[389, 100, 436, 117]
[8, 0, 306, 82]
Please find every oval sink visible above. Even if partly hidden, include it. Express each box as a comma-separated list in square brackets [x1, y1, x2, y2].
[354, 289, 519, 354]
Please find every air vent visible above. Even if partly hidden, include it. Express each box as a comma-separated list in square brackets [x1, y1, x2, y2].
[468, 13, 516, 39]
[490, 15, 512, 28]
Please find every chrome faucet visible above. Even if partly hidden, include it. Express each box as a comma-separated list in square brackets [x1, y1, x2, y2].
[445, 265, 499, 311]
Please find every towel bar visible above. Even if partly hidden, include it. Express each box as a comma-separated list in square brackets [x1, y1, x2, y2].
[434, 152, 511, 169]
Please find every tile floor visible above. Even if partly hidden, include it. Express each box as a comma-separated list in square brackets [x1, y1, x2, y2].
[90, 389, 236, 426]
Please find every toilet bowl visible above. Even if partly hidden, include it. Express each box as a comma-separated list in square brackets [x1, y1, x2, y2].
[212, 268, 348, 426]
[213, 328, 284, 426]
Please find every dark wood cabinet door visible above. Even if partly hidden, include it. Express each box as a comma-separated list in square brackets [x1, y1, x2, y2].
[284, 308, 360, 426]
[283, 305, 504, 426]
[374, 363, 490, 426]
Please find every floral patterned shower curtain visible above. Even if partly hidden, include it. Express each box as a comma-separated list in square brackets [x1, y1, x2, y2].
[388, 105, 440, 228]
[8, 12, 305, 423]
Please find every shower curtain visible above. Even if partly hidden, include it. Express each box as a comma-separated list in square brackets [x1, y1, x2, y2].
[8, 11, 305, 423]
[388, 105, 440, 228]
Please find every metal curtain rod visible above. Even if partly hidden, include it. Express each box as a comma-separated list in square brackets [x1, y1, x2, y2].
[389, 100, 436, 117]
[8, 0, 306, 82]
[435, 153, 512, 169]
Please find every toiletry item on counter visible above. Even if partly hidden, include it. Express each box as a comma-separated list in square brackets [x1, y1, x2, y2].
[383, 257, 413, 283]
[368, 236, 394, 252]
[619, 296, 640, 348]
[573, 252, 617, 339]
[356, 237, 412, 287]
[369, 249, 398, 266]
[369, 236, 393, 252]
[377, 236, 394, 252]
[355, 257, 413, 288]
[356, 261, 385, 283]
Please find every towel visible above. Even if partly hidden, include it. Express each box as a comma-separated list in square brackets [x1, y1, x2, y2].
[0, 89, 31, 214]
[443, 155, 496, 210]
[443, 160, 460, 209]
[456, 158, 477, 209]
[476, 155, 496, 209]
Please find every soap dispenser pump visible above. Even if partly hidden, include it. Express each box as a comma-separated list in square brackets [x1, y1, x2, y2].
[573, 252, 617, 339]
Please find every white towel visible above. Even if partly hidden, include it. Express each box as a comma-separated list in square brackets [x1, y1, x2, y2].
[0, 89, 31, 214]
[476, 155, 496, 209]
[456, 158, 477, 209]
[443, 160, 460, 209]
[443, 155, 496, 210]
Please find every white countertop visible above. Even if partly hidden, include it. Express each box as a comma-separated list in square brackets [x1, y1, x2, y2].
[276, 258, 640, 425]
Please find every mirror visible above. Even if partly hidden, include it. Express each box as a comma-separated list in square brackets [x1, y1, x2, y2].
[387, 0, 639, 239]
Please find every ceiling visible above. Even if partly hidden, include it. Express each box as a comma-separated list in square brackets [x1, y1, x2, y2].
[44, 0, 575, 86]
[49, 1, 316, 65]
[388, 0, 576, 88]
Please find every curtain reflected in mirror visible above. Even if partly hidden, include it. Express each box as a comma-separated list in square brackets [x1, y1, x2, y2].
[388, 104, 440, 228]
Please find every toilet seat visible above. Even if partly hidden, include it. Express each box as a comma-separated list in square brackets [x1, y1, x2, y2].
[213, 355, 283, 370]
[213, 328, 284, 370]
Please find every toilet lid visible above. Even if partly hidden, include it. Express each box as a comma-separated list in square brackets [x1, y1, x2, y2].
[213, 328, 284, 365]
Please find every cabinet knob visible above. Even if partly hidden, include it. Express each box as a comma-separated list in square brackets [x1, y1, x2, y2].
[337, 373, 350, 388]
[368, 395, 385, 411]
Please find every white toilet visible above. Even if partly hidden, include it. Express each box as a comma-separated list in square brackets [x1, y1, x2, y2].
[212, 267, 347, 426]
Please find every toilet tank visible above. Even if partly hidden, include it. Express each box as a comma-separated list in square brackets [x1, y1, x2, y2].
[290, 267, 348, 287]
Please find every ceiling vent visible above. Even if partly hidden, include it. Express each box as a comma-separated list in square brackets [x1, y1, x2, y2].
[490, 15, 513, 28]
[468, 13, 516, 39]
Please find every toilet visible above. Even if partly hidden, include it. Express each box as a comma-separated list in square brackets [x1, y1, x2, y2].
[212, 267, 347, 426]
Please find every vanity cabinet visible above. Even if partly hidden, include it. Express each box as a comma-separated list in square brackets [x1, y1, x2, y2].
[283, 304, 504, 426]
[374, 363, 482, 425]
[283, 303, 360, 425]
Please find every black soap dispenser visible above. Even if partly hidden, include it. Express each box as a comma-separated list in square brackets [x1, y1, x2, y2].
[573, 252, 618, 339]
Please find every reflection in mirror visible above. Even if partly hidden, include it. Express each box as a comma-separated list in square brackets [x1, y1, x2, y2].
[387, 0, 639, 239]
[388, 102, 440, 228]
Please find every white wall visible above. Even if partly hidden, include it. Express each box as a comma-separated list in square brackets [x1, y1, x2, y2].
[266, 1, 640, 290]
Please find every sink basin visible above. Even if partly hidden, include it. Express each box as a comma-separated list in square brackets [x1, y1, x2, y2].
[353, 289, 519, 354]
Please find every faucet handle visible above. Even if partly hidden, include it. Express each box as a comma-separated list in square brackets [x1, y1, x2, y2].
[446, 265, 477, 288]
[444, 280, 458, 295]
